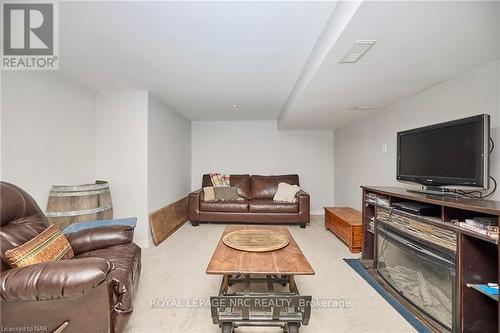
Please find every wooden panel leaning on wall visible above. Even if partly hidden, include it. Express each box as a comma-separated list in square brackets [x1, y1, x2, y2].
[149, 197, 189, 246]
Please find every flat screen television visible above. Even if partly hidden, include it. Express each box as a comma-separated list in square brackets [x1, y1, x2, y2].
[397, 114, 490, 189]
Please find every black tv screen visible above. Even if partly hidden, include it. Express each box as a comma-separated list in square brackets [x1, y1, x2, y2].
[397, 114, 490, 188]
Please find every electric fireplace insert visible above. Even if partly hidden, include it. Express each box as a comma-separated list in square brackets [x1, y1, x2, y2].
[377, 225, 456, 331]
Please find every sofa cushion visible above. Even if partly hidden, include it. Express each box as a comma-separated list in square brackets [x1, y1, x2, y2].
[249, 199, 299, 213]
[200, 200, 249, 212]
[229, 175, 251, 199]
[250, 175, 300, 199]
[203, 174, 251, 199]
[202, 174, 213, 188]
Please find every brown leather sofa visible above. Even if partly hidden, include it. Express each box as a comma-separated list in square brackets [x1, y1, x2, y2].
[0, 182, 141, 333]
[189, 174, 310, 228]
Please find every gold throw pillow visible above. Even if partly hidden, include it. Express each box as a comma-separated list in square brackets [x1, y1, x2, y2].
[4, 224, 74, 269]
[203, 186, 216, 201]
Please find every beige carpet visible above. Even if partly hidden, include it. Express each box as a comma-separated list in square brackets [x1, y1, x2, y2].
[125, 216, 416, 333]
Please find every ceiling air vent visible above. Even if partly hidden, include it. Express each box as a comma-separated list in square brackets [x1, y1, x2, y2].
[338, 40, 377, 64]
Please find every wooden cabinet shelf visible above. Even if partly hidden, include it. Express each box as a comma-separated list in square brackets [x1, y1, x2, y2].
[466, 284, 499, 302]
[361, 186, 500, 333]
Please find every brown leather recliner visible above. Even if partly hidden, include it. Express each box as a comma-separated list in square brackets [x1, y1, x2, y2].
[189, 174, 310, 228]
[0, 182, 141, 333]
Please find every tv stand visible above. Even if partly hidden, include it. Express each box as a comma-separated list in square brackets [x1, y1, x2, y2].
[361, 186, 500, 332]
[407, 186, 462, 198]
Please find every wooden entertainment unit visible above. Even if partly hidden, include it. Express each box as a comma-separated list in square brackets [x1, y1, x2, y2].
[361, 186, 500, 333]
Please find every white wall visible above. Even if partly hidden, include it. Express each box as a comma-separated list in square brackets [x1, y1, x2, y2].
[148, 95, 191, 212]
[334, 60, 500, 210]
[96, 92, 192, 247]
[1, 76, 193, 247]
[96, 92, 150, 246]
[191, 121, 334, 213]
[1, 71, 96, 210]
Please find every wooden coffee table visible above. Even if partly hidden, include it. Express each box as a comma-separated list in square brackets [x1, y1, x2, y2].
[207, 226, 315, 333]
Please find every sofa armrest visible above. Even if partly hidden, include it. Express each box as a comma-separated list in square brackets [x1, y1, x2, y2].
[65, 225, 134, 255]
[297, 190, 310, 224]
[0, 257, 112, 301]
[189, 189, 203, 222]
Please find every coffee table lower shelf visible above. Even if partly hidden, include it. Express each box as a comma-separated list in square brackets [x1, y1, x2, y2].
[210, 274, 312, 333]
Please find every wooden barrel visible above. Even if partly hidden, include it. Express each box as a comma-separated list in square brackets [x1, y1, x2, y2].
[46, 180, 113, 229]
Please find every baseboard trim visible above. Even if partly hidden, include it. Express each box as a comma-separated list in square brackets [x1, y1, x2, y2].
[149, 196, 188, 246]
[311, 210, 324, 216]
[133, 238, 153, 248]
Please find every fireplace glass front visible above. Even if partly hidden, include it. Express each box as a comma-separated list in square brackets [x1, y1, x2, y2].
[377, 226, 455, 330]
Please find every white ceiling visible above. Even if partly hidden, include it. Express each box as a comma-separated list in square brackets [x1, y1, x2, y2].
[59, 1, 336, 120]
[279, 1, 500, 129]
[58, 1, 500, 128]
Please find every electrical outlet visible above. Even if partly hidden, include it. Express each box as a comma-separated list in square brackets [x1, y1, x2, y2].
[382, 143, 388, 153]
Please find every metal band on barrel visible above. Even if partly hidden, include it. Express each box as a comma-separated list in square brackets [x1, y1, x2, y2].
[46, 205, 112, 217]
[48, 188, 110, 197]
[50, 183, 109, 192]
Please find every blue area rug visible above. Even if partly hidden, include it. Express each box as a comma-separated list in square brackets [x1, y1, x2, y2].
[343, 258, 431, 333]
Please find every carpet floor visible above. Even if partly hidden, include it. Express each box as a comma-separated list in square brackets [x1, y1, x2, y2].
[125, 216, 417, 333]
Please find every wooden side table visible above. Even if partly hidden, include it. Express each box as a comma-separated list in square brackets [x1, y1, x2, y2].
[324, 207, 362, 253]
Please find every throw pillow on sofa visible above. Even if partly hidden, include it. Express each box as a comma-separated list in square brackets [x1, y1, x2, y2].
[214, 186, 240, 201]
[203, 186, 216, 201]
[4, 224, 74, 268]
[273, 182, 301, 203]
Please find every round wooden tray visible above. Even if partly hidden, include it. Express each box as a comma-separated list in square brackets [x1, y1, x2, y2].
[222, 229, 289, 252]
